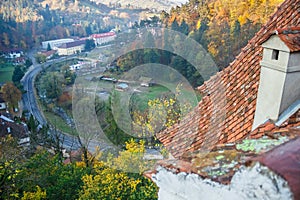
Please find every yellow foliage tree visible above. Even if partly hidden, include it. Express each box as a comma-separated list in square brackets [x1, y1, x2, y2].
[78, 140, 158, 200]
[108, 139, 151, 173]
[22, 186, 46, 200]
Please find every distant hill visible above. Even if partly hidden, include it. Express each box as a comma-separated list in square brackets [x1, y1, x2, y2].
[0, 0, 42, 23]
[93, 0, 188, 11]
[0, 0, 112, 23]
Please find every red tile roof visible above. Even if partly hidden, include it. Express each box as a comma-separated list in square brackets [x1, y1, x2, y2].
[277, 27, 300, 52]
[261, 26, 300, 52]
[0, 118, 28, 138]
[40, 50, 57, 57]
[249, 105, 300, 139]
[156, 0, 300, 159]
[91, 32, 116, 39]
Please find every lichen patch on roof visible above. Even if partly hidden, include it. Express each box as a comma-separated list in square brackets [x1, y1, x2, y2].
[152, 133, 299, 186]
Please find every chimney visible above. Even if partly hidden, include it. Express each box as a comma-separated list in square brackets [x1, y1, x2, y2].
[252, 28, 300, 130]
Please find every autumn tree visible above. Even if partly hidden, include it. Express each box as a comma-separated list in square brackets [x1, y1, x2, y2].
[35, 54, 46, 64]
[0, 136, 158, 199]
[161, 0, 284, 69]
[131, 85, 194, 147]
[2, 82, 22, 110]
[0, 135, 25, 199]
[79, 140, 158, 200]
[21, 186, 46, 200]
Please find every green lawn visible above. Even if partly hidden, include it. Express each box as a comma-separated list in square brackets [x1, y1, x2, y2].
[0, 65, 14, 83]
[130, 84, 201, 112]
[39, 101, 78, 136]
[130, 85, 171, 112]
[43, 110, 78, 136]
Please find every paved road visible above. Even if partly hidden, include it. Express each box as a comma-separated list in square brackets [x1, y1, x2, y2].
[21, 56, 81, 150]
[21, 55, 114, 152]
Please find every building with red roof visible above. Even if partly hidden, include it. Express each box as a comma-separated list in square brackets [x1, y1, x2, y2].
[146, 0, 300, 199]
[90, 32, 116, 46]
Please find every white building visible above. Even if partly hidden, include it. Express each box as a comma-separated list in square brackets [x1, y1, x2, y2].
[3, 49, 23, 59]
[57, 40, 86, 56]
[42, 38, 74, 50]
[90, 32, 116, 46]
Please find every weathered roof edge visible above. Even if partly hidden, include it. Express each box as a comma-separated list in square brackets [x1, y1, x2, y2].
[250, 136, 300, 200]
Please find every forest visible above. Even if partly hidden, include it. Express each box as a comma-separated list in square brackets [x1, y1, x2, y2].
[0, 0, 122, 51]
[161, 0, 284, 68]
[113, 0, 284, 90]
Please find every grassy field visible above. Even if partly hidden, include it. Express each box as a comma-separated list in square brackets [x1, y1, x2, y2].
[130, 85, 171, 112]
[39, 101, 78, 136]
[0, 65, 14, 83]
[43, 110, 78, 136]
[130, 84, 202, 112]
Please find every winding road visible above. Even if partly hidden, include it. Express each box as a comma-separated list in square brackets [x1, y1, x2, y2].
[21, 56, 81, 150]
[21, 54, 114, 152]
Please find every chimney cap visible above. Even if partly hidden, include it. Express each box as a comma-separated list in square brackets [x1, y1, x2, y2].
[260, 27, 300, 52]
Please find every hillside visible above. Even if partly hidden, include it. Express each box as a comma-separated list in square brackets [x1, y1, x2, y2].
[94, 0, 188, 11]
[0, 0, 132, 50]
[161, 0, 284, 68]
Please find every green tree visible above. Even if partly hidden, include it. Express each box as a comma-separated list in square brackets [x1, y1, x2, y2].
[85, 25, 92, 35]
[16, 151, 89, 200]
[35, 54, 46, 64]
[171, 19, 180, 32]
[95, 95, 131, 145]
[47, 43, 51, 51]
[12, 65, 25, 84]
[179, 20, 189, 35]
[40, 72, 65, 99]
[25, 59, 33, 68]
[84, 39, 95, 51]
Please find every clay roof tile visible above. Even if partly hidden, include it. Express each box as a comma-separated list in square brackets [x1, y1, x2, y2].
[157, 0, 300, 159]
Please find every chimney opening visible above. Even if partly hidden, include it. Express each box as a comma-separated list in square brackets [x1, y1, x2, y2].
[272, 49, 279, 60]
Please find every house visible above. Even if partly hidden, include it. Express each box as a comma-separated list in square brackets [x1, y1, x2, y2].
[90, 32, 116, 46]
[57, 40, 86, 56]
[2, 49, 23, 59]
[39, 50, 57, 60]
[13, 57, 26, 65]
[42, 38, 74, 50]
[139, 76, 155, 87]
[69, 63, 81, 71]
[0, 115, 29, 145]
[0, 93, 6, 110]
[146, 0, 300, 199]
[116, 83, 129, 91]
